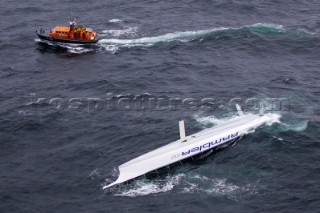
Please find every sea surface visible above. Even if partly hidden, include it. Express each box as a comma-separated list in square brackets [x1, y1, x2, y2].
[1, 0, 320, 212]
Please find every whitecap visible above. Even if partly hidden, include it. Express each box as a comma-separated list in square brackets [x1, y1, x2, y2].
[109, 19, 122, 23]
[194, 113, 246, 126]
[100, 27, 138, 37]
[65, 46, 93, 54]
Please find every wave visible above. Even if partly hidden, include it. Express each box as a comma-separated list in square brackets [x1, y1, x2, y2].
[109, 19, 123, 23]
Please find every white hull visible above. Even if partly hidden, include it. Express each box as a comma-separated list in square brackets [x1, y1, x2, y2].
[104, 112, 274, 189]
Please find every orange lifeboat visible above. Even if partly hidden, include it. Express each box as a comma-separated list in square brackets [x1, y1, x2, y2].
[36, 21, 99, 44]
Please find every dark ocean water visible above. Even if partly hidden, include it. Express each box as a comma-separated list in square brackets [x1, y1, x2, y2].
[1, 0, 320, 212]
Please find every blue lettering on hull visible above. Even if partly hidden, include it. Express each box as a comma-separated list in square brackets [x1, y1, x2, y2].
[181, 132, 239, 156]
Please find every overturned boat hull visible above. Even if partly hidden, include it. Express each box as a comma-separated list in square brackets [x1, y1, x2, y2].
[104, 110, 274, 189]
[142, 136, 240, 180]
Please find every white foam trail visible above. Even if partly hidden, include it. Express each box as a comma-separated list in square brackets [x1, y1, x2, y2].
[98, 44, 119, 54]
[195, 112, 281, 127]
[115, 174, 184, 197]
[98, 23, 284, 45]
[108, 172, 258, 198]
[64, 46, 93, 54]
[195, 112, 282, 138]
[265, 113, 281, 126]
[99, 27, 226, 44]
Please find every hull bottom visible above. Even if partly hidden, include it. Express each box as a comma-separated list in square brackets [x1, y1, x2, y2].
[113, 136, 241, 187]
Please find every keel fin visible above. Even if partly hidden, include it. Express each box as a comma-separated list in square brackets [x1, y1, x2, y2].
[179, 120, 186, 142]
[236, 104, 244, 116]
[259, 102, 264, 116]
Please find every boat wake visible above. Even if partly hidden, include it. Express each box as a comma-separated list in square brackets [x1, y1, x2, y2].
[97, 23, 285, 53]
[99, 23, 284, 45]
